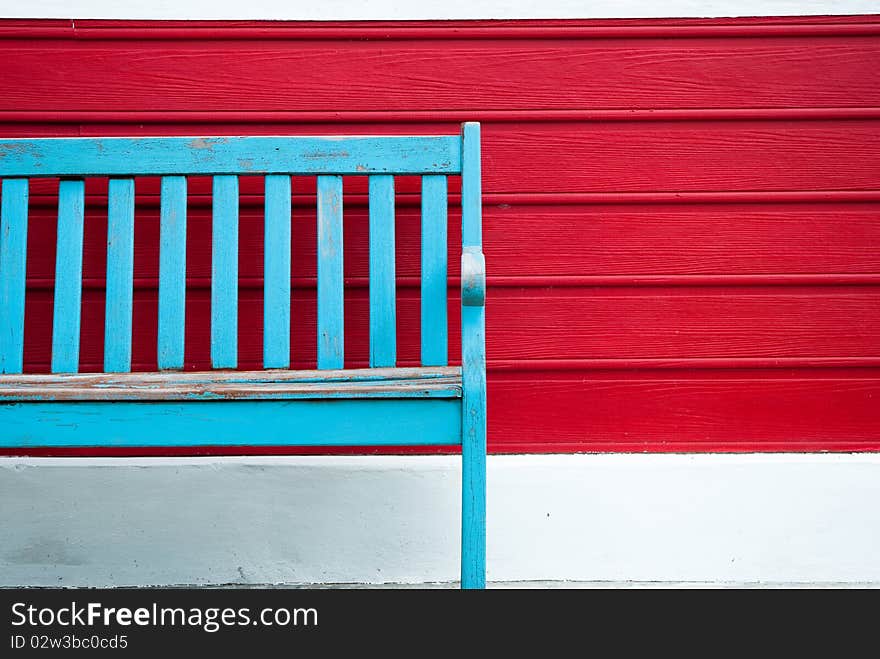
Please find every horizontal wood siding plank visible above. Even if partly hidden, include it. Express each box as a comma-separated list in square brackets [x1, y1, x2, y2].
[474, 291, 880, 360]
[479, 121, 880, 193]
[0, 368, 463, 400]
[0, 178, 29, 374]
[3, 121, 876, 192]
[1, 38, 878, 110]
[0, 372, 876, 452]
[317, 175, 344, 369]
[17, 202, 880, 285]
[16, 288, 880, 370]
[486, 374, 880, 447]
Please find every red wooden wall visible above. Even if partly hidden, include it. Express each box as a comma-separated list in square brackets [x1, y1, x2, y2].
[1, 16, 879, 454]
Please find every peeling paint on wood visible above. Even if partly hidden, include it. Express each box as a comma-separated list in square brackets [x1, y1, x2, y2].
[0, 367, 463, 401]
[0, 399, 463, 447]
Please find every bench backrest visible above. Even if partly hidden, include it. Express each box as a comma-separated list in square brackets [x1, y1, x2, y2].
[0, 123, 482, 375]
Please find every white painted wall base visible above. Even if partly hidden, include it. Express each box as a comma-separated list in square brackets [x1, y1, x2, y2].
[2, 454, 879, 587]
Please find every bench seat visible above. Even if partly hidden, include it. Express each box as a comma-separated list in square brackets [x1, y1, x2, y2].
[0, 123, 486, 585]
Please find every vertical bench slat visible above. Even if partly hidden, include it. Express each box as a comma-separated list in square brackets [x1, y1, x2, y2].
[211, 175, 239, 369]
[420, 175, 448, 366]
[51, 179, 85, 373]
[263, 174, 291, 369]
[368, 175, 396, 367]
[158, 176, 187, 370]
[316, 175, 344, 369]
[104, 177, 135, 373]
[0, 178, 29, 374]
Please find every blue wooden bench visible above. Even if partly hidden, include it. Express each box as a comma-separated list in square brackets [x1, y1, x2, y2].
[0, 123, 487, 588]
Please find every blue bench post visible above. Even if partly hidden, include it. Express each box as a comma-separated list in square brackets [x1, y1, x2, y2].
[460, 122, 487, 589]
[0, 125, 486, 588]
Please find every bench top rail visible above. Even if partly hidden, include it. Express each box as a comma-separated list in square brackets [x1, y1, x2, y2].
[0, 135, 462, 177]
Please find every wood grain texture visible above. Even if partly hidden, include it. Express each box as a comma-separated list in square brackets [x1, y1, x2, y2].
[486, 372, 880, 449]
[50, 179, 85, 373]
[0, 178, 28, 374]
[0, 136, 462, 176]
[9, 120, 877, 193]
[0, 366, 462, 401]
[15, 287, 880, 370]
[368, 174, 396, 367]
[11, 16, 880, 37]
[0, 397, 462, 447]
[7, 108, 880, 125]
[317, 175, 344, 369]
[262, 174, 291, 368]
[211, 175, 238, 369]
[478, 121, 880, 193]
[2, 37, 877, 111]
[420, 175, 448, 366]
[103, 177, 135, 373]
[475, 289, 880, 360]
[0, 122, 481, 584]
[157, 175, 187, 369]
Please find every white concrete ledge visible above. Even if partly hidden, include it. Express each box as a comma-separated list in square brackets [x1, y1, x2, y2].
[2, 454, 879, 587]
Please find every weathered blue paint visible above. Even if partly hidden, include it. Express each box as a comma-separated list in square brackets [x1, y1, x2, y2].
[368, 175, 396, 367]
[0, 387, 461, 402]
[158, 176, 187, 370]
[0, 136, 462, 177]
[51, 179, 85, 374]
[0, 365, 459, 388]
[0, 398, 462, 447]
[0, 367, 462, 402]
[0, 178, 28, 374]
[104, 178, 135, 373]
[317, 175, 344, 370]
[263, 174, 291, 369]
[420, 175, 448, 367]
[211, 175, 239, 369]
[460, 122, 487, 589]
[461, 247, 486, 308]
